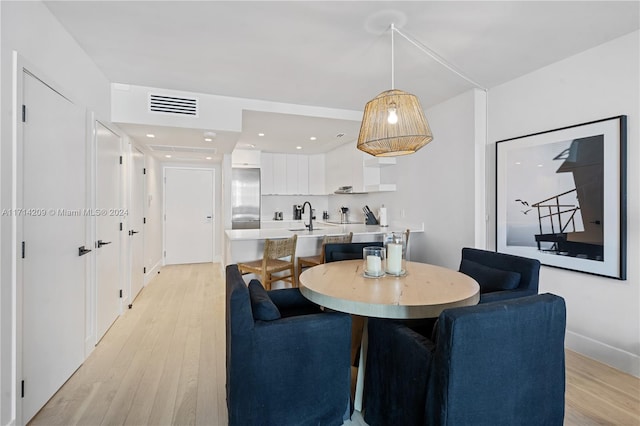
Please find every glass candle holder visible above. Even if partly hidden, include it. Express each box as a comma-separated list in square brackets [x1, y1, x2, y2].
[363, 246, 386, 278]
[385, 232, 407, 276]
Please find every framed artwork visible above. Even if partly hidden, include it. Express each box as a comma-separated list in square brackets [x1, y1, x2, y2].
[495, 116, 627, 280]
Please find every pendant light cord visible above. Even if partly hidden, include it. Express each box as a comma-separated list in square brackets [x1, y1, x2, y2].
[390, 23, 395, 90]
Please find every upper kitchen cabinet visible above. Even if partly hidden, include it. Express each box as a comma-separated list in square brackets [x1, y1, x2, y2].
[285, 154, 309, 195]
[261, 152, 274, 194]
[308, 154, 326, 195]
[261, 153, 319, 195]
[325, 143, 396, 193]
[232, 149, 261, 167]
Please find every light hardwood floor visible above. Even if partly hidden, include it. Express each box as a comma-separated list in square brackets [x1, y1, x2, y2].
[30, 263, 639, 426]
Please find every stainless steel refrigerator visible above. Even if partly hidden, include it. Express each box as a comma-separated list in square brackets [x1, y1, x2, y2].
[231, 167, 261, 229]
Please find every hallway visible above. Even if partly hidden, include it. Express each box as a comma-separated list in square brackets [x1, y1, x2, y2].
[30, 264, 226, 426]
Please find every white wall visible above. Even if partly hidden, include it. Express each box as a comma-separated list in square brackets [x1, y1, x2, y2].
[488, 31, 640, 376]
[0, 2, 112, 424]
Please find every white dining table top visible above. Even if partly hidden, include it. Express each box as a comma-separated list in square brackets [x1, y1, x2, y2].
[299, 260, 480, 319]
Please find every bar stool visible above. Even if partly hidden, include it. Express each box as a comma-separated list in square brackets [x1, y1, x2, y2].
[297, 232, 353, 278]
[237, 234, 298, 290]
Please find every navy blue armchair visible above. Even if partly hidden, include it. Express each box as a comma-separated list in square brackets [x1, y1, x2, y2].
[364, 293, 566, 426]
[459, 247, 540, 303]
[226, 264, 352, 426]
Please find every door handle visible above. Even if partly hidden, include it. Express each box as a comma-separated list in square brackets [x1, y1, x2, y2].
[129, 230, 139, 236]
[97, 240, 112, 248]
[78, 246, 92, 256]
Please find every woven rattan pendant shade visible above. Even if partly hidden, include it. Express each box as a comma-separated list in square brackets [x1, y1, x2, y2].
[357, 89, 433, 157]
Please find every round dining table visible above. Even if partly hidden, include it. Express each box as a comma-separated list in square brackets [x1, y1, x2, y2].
[299, 259, 480, 412]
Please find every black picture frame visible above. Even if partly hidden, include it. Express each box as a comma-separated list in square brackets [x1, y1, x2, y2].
[495, 116, 627, 280]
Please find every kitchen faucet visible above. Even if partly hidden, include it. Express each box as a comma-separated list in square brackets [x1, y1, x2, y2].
[302, 201, 313, 232]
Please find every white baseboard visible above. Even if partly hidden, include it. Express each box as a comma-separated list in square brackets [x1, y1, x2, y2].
[144, 260, 162, 286]
[566, 330, 640, 377]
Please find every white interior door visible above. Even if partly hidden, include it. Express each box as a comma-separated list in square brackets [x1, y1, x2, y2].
[129, 148, 145, 301]
[95, 122, 122, 342]
[21, 71, 87, 423]
[164, 168, 214, 265]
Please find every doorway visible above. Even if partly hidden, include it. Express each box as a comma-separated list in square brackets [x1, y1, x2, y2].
[163, 167, 214, 265]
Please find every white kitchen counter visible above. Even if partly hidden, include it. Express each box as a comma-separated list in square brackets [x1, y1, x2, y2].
[224, 221, 423, 267]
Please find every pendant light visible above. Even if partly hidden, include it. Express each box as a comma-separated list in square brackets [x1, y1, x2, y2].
[357, 24, 433, 157]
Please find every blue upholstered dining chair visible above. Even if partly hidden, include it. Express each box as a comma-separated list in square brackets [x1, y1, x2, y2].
[323, 241, 384, 263]
[364, 293, 567, 426]
[225, 264, 352, 426]
[458, 247, 540, 303]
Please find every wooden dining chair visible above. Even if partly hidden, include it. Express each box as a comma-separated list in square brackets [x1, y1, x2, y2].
[297, 232, 353, 278]
[237, 234, 298, 290]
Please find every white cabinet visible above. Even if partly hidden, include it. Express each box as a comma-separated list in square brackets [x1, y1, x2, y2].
[272, 154, 287, 194]
[232, 149, 260, 167]
[325, 144, 396, 193]
[260, 153, 318, 195]
[261, 153, 274, 195]
[308, 154, 325, 195]
[325, 143, 355, 193]
[285, 154, 298, 194]
[297, 155, 309, 195]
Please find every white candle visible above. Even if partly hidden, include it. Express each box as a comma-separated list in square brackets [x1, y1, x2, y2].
[386, 243, 403, 275]
[366, 255, 381, 275]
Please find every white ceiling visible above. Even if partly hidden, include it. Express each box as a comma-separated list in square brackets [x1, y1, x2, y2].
[43, 1, 639, 160]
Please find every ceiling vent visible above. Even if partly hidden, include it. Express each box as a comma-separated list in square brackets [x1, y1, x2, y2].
[148, 145, 217, 154]
[148, 93, 198, 116]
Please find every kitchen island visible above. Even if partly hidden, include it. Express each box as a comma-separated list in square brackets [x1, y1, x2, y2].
[224, 221, 423, 270]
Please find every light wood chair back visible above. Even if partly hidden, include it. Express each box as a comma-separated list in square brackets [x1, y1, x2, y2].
[320, 232, 354, 263]
[237, 234, 298, 290]
[297, 232, 353, 279]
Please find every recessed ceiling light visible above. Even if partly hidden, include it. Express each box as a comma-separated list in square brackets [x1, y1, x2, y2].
[515, 161, 521, 165]
[204, 138, 213, 142]
[310, 136, 317, 141]
[205, 156, 212, 160]
[537, 164, 543, 167]
[204, 131, 217, 138]
[258, 133, 265, 137]
[247, 144, 256, 148]
[146, 133, 155, 138]
[165, 155, 172, 158]
[296, 146, 302, 150]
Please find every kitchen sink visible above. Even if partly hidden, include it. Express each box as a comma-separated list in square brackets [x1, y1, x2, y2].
[288, 227, 325, 231]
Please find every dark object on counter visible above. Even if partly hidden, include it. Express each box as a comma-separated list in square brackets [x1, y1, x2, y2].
[293, 204, 303, 220]
[363, 205, 379, 225]
[226, 264, 351, 426]
[339, 206, 349, 224]
[273, 211, 283, 220]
